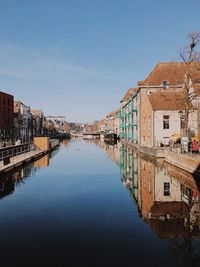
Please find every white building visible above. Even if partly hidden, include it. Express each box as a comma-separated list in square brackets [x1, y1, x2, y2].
[147, 91, 198, 147]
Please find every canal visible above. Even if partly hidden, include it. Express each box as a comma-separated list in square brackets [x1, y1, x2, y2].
[0, 139, 200, 267]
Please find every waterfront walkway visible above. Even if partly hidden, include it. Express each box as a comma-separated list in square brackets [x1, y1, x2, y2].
[0, 149, 46, 173]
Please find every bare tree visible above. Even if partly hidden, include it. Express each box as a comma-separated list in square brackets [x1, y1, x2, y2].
[179, 32, 200, 137]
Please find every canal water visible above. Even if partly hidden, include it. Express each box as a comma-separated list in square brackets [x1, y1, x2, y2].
[0, 139, 200, 267]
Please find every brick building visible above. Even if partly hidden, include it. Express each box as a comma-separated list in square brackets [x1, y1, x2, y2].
[138, 62, 200, 148]
[0, 91, 14, 140]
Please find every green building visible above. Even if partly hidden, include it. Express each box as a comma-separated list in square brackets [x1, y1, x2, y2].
[120, 145, 139, 201]
[120, 88, 139, 144]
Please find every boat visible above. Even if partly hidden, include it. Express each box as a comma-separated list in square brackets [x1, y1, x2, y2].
[104, 133, 118, 143]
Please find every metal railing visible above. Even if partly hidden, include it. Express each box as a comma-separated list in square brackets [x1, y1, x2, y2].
[158, 141, 200, 156]
[0, 143, 36, 167]
[0, 138, 33, 149]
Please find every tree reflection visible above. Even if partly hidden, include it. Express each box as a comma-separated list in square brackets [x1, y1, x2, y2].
[169, 187, 200, 266]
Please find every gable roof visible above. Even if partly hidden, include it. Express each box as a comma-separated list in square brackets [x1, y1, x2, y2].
[141, 63, 185, 86]
[148, 91, 195, 110]
[140, 62, 200, 87]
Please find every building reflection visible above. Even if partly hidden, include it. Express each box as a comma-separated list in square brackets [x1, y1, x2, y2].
[97, 140, 121, 166]
[0, 147, 59, 200]
[119, 144, 200, 264]
[119, 145, 200, 238]
[0, 164, 36, 199]
[120, 146, 139, 201]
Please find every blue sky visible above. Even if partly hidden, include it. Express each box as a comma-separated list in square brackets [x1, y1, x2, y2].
[0, 0, 200, 122]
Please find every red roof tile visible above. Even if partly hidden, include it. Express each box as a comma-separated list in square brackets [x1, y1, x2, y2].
[148, 91, 195, 110]
[140, 62, 200, 86]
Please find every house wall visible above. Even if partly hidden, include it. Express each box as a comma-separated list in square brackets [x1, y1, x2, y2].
[20, 104, 32, 139]
[0, 91, 14, 139]
[107, 117, 115, 133]
[98, 120, 107, 132]
[140, 89, 154, 147]
[154, 110, 198, 146]
[14, 102, 32, 140]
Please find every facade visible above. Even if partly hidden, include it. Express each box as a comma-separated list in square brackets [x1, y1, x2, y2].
[44, 116, 69, 135]
[138, 62, 200, 148]
[98, 119, 107, 133]
[120, 88, 139, 144]
[106, 112, 115, 133]
[0, 91, 14, 140]
[84, 123, 98, 133]
[31, 110, 44, 137]
[113, 109, 120, 136]
[97, 109, 120, 136]
[14, 101, 32, 141]
[140, 91, 198, 147]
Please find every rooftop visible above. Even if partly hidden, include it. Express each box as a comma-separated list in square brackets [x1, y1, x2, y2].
[139, 62, 200, 87]
[148, 91, 195, 110]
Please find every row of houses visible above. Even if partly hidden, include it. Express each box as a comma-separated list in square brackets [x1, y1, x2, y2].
[0, 91, 69, 143]
[97, 62, 200, 150]
[97, 109, 121, 136]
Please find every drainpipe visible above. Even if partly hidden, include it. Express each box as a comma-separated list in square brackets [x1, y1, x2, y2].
[153, 111, 155, 147]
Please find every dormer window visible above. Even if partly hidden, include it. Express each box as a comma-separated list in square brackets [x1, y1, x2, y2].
[162, 80, 169, 89]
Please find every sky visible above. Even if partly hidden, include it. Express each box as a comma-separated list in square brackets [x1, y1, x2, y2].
[0, 0, 200, 123]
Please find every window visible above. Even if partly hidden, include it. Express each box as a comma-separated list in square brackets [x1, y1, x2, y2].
[162, 80, 169, 89]
[163, 115, 169, 129]
[164, 182, 170, 196]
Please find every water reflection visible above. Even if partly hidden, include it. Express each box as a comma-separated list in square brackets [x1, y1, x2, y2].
[0, 146, 60, 199]
[94, 140, 200, 265]
[1, 138, 200, 266]
[119, 144, 200, 265]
